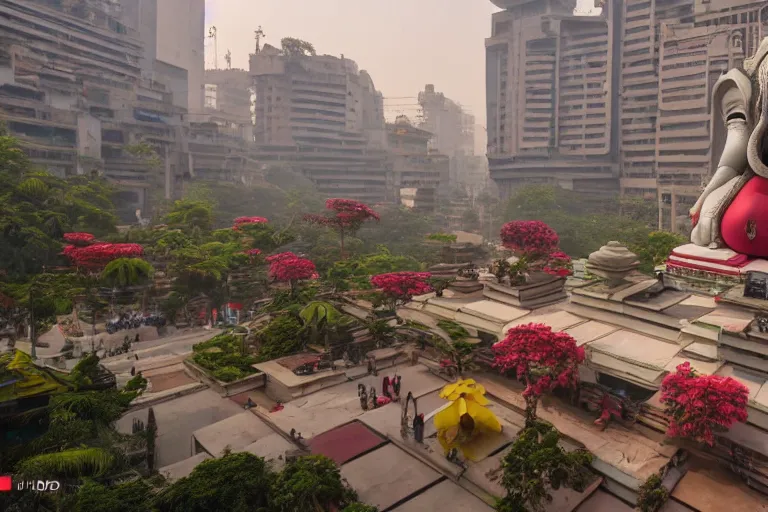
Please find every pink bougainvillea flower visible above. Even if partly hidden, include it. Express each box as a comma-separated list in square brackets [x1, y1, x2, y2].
[244, 248, 262, 256]
[233, 216, 268, 230]
[267, 252, 316, 283]
[491, 323, 584, 401]
[500, 220, 559, 257]
[660, 362, 749, 446]
[63, 243, 144, 269]
[543, 250, 573, 277]
[370, 272, 432, 311]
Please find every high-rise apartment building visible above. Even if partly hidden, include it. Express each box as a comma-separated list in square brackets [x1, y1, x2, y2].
[250, 45, 391, 202]
[486, 0, 768, 233]
[485, 0, 621, 200]
[0, 0, 196, 221]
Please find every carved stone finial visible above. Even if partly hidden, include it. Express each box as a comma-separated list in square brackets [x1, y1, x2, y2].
[586, 241, 640, 286]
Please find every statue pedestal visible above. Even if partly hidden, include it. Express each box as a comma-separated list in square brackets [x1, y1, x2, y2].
[666, 244, 768, 280]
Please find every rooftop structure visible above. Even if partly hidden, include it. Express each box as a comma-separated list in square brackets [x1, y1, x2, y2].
[249, 45, 390, 202]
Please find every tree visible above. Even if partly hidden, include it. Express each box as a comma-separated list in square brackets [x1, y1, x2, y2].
[496, 421, 593, 512]
[369, 272, 432, 314]
[492, 324, 585, 425]
[269, 455, 358, 511]
[0, 135, 118, 278]
[280, 37, 317, 57]
[299, 301, 354, 349]
[101, 258, 154, 288]
[636, 473, 670, 512]
[660, 361, 749, 446]
[72, 480, 154, 512]
[15, 447, 117, 480]
[266, 252, 317, 294]
[632, 231, 687, 273]
[154, 452, 273, 512]
[304, 198, 380, 259]
[146, 407, 157, 474]
[163, 199, 214, 232]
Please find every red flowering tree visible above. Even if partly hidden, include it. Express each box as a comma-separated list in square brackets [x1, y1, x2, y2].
[492, 323, 585, 425]
[304, 198, 380, 259]
[266, 252, 316, 293]
[660, 362, 749, 446]
[233, 216, 268, 230]
[369, 271, 432, 315]
[63, 243, 144, 270]
[497, 221, 568, 284]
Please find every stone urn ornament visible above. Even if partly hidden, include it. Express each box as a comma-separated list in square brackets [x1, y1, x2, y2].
[586, 242, 640, 287]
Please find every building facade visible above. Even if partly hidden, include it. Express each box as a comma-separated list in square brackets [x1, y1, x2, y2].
[249, 45, 390, 202]
[486, 0, 768, 233]
[418, 84, 484, 194]
[387, 116, 448, 212]
[486, 0, 621, 201]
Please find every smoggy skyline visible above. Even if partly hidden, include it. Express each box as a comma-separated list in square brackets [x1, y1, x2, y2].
[204, 0, 599, 151]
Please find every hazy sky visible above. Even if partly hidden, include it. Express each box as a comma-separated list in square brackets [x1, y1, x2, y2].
[204, 0, 598, 142]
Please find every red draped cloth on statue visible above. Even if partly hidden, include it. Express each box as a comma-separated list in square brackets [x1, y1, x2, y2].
[722, 175, 768, 257]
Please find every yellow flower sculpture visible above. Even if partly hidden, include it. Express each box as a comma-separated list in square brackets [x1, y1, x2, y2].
[434, 378, 502, 461]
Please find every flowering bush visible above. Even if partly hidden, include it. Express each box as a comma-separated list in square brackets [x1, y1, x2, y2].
[492, 323, 584, 424]
[660, 362, 749, 446]
[370, 271, 432, 313]
[500, 221, 559, 257]
[63, 232, 95, 246]
[267, 252, 316, 292]
[63, 243, 144, 269]
[233, 216, 268, 230]
[543, 251, 573, 277]
[304, 198, 380, 258]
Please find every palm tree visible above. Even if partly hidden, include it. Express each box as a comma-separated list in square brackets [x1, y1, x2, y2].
[299, 301, 354, 351]
[15, 447, 116, 480]
[101, 258, 154, 288]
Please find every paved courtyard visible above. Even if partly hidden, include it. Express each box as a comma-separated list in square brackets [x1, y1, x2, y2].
[117, 388, 242, 467]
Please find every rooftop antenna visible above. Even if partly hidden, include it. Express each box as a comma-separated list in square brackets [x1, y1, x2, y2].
[208, 26, 218, 69]
[225, 49, 232, 69]
[254, 26, 265, 53]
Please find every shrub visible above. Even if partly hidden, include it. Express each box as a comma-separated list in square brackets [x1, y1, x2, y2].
[256, 315, 305, 362]
[636, 473, 669, 512]
[212, 366, 245, 383]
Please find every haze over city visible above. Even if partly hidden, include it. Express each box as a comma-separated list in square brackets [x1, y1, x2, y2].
[204, 0, 600, 152]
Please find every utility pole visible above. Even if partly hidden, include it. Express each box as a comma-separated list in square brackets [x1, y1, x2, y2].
[29, 285, 35, 360]
[208, 26, 218, 69]
[225, 49, 232, 70]
[254, 26, 265, 53]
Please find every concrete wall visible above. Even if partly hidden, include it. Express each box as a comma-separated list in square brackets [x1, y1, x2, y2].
[156, 0, 205, 113]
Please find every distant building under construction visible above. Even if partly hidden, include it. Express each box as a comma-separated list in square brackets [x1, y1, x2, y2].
[486, 0, 768, 233]
[249, 45, 392, 203]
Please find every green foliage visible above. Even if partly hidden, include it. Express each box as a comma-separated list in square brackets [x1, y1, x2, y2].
[70, 353, 101, 390]
[101, 258, 154, 288]
[636, 473, 670, 512]
[504, 185, 652, 259]
[269, 455, 357, 511]
[367, 318, 396, 347]
[124, 373, 148, 392]
[256, 314, 305, 362]
[192, 332, 258, 382]
[0, 135, 118, 278]
[327, 247, 422, 290]
[154, 452, 273, 512]
[496, 421, 593, 512]
[163, 199, 214, 232]
[281, 37, 317, 57]
[73, 479, 154, 512]
[16, 447, 116, 479]
[300, 301, 355, 346]
[437, 320, 470, 341]
[631, 231, 687, 273]
[426, 233, 457, 244]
